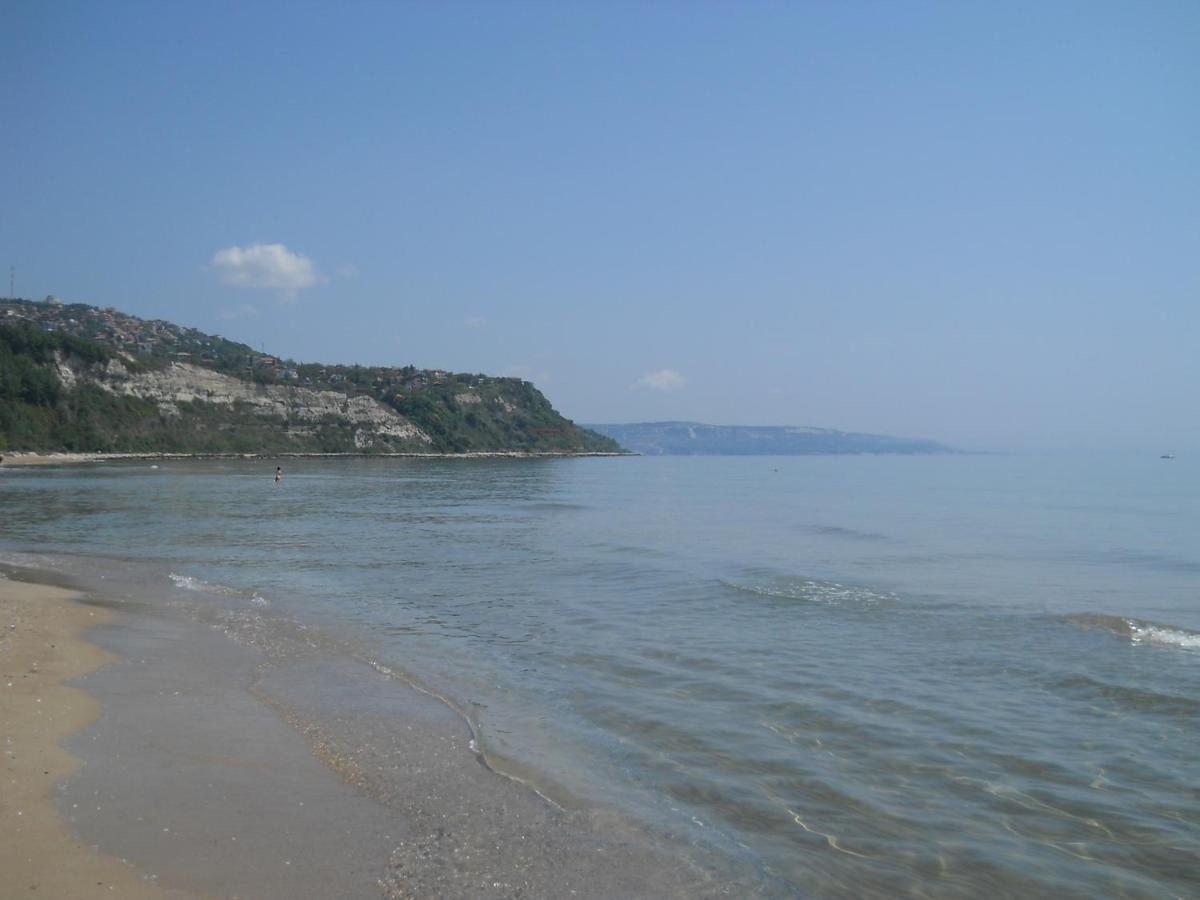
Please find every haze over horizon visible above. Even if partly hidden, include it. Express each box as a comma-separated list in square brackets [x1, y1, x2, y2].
[3, 2, 1197, 452]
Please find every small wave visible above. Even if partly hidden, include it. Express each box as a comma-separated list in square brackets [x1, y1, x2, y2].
[1048, 671, 1200, 716]
[720, 577, 896, 608]
[524, 502, 591, 512]
[168, 572, 270, 607]
[810, 525, 888, 542]
[168, 572, 212, 591]
[1060, 613, 1200, 651]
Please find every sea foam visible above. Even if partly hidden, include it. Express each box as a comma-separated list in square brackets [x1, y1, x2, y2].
[169, 572, 270, 606]
[1062, 613, 1200, 651]
[719, 577, 895, 607]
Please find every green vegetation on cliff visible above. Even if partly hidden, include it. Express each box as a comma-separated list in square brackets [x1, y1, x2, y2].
[0, 323, 158, 451]
[0, 303, 619, 455]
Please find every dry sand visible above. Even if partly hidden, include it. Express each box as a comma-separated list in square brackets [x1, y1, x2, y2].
[0, 575, 194, 898]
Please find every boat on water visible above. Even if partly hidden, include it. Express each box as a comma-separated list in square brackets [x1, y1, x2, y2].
[1161, 454, 1175, 459]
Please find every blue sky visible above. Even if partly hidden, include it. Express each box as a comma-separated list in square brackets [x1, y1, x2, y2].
[2, 1, 1197, 450]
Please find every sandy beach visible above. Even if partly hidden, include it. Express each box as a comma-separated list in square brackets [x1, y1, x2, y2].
[0, 574, 188, 898]
[0, 450, 630, 468]
[0, 559, 735, 899]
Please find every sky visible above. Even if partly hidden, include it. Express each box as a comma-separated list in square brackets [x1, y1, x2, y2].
[2, 1, 1197, 451]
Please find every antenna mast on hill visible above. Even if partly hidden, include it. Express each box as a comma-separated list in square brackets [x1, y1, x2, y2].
[8, 267, 12, 299]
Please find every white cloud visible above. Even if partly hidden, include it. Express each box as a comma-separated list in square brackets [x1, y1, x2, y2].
[464, 315, 487, 329]
[632, 368, 686, 392]
[210, 243, 323, 302]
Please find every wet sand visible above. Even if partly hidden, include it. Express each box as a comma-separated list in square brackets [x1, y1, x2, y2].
[63, 594, 403, 898]
[2, 564, 742, 899]
[0, 574, 189, 898]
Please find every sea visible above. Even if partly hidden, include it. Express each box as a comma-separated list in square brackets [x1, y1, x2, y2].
[1, 452, 1197, 897]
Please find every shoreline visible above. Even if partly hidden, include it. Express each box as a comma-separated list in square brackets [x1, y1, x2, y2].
[0, 557, 745, 899]
[0, 450, 635, 467]
[0, 572, 188, 897]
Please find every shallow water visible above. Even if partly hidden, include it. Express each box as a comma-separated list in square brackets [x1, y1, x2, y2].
[2, 453, 1197, 896]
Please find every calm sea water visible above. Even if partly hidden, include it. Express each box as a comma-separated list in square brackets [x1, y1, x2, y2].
[2, 453, 1197, 897]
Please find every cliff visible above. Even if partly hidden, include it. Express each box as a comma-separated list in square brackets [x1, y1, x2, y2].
[0, 301, 619, 454]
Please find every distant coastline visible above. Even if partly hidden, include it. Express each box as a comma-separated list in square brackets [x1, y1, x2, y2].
[585, 421, 957, 456]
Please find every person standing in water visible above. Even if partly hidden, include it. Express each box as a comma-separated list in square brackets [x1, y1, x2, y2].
[275, 466, 282, 484]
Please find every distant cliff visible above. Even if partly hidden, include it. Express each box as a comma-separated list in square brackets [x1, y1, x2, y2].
[0, 299, 618, 455]
[584, 421, 954, 456]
